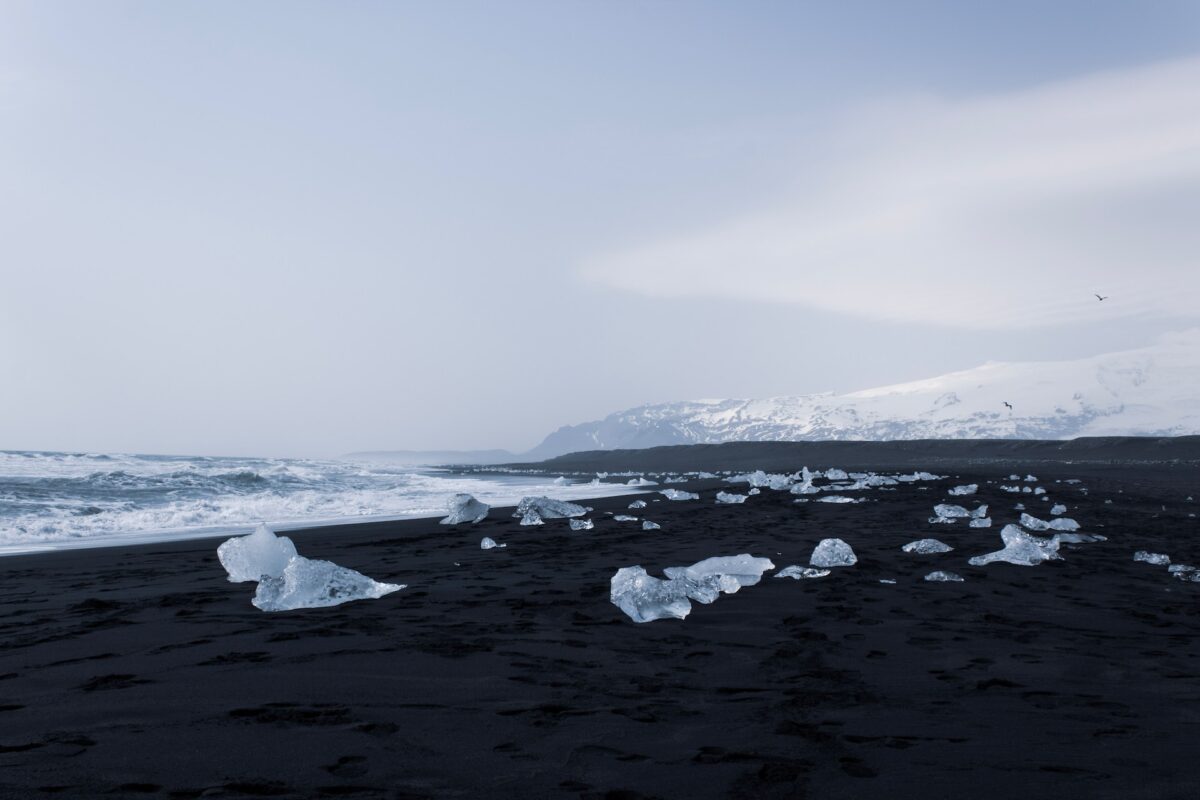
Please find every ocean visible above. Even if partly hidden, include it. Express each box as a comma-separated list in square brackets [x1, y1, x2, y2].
[0, 450, 624, 555]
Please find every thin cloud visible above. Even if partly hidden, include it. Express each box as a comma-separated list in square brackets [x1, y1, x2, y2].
[581, 56, 1200, 329]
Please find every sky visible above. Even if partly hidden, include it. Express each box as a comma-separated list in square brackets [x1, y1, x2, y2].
[1, 0, 1198, 457]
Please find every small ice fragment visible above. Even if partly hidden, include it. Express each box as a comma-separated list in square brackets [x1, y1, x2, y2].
[1020, 512, 1051, 531]
[480, 537, 506, 550]
[748, 488, 761, 495]
[440, 493, 490, 525]
[628, 500, 647, 509]
[902, 539, 953, 554]
[810, 538, 857, 567]
[614, 514, 638, 522]
[642, 520, 661, 530]
[818, 495, 859, 504]
[968, 524, 1062, 567]
[569, 518, 594, 531]
[627, 477, 657, 486]
[879, 578, 897, 585]
[948, 484, 978, 496]
[924, 570, 964, 582]
[1134, 551, 1170, 566]
[1009, 474, 1020, 480]
[715, 491, 748, 504]
[969, 517, 993, 528]
[252, 556, 403, 612]
[1014, 503, 1026, 510]
[660, 489, 699, 501]
[1025, 475, 1037, 482]
[552, 476, 569, 486]
[775, 565, 830, 580]
[217, 524, 298, 583]
[1050, 504, 1068, 516]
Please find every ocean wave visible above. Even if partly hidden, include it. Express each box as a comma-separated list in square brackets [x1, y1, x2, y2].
[0, 450, 634, 553]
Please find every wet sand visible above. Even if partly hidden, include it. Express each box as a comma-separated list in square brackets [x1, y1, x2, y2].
[1, 453, 1198, 798]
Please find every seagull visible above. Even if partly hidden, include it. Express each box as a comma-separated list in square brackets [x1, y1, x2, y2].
[1095, 294, 1108, 302]
[1003, 401, 1013, 411]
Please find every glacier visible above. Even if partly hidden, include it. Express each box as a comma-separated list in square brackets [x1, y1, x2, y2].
[526, 331, 1200, 457]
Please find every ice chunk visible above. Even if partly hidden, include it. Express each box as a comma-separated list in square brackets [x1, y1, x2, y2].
[715, 491, 748, 504]
[660, 489, 699, 501]
[1021, 512, 1082, 533]
[970, 504, 989, 519]
[929, 503, 970, 523]
[924, 570, 964, 582]
[1014, 503, 1026, 510]
[825, 468, 849, 480]
[1134, 551, 1170, 566]
[642, 520, 661, 530]
[627, 477, 657, 486]
[818, 495, 860, 504]
[480, 537, 506, 549]
[628, 500, 647, 509]
[948, 484, 978, 496]
[439, 493, 490, 525]
[811, 538, 857, 567]
[969, 517, 993, 528]
[614, 514, 638, 522]
[1025, 474, 1038, 482]
[611, 554, 775, 622]
[514, 496, 588, 520]
[252, 556, 403, 612]
[552, 476, 569, 486]
[519, 510, 543, 526]
[879, 578, 897, 584]
[968, 524, 1062, 567]
[748, 488, 761, 495]
[569, 518, 594, 531]
[609, 566, 692, 623]
[1168, 564, 1195, 574]
[902, 538, 953, 554]
[775, 565, 830, 579]
[1050, 532, 1106, 545]
[666, 555, 775, 595]
[217, 524, 298, 583]
[1050, 503, 1068, 515]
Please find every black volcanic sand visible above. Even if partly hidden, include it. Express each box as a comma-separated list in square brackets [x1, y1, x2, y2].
[1, 461, 1199, 798]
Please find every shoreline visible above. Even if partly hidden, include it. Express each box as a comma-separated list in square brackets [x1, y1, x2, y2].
[2, 454, 1198, 797]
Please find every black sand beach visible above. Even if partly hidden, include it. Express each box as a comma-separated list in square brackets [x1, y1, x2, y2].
[2, 443, 1199, 799]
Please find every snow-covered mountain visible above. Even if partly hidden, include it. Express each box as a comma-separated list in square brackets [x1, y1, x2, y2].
[528, 330, 1200, 458]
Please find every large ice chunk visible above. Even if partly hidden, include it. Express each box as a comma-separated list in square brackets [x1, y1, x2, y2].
[439, 493, 490, 525]
[609, 567, 693, 622]
[775, 565, 830, 580]
[569, 518, 594, 531]
[902, 538, 953, 554]
[968, 524, 1062, 567]
[217, 524, 298, 583]
[948, 484, 978, 496]
[660, 489, 699, 501]
[252, 556, 404, 612]
[811, 538, 857, 567]
[610, 553, 775, 623]
[1134, 551, 1170, 566]
[514, 496, 588, 520]
[715, 491, 748, 504]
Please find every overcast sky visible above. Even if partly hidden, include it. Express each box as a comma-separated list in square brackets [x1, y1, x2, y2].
[2, 1, 1198, 457]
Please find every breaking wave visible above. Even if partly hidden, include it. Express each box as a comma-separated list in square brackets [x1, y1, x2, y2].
[0, 450, 625, 554]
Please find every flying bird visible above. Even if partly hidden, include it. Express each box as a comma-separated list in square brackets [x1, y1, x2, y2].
[1003, 401, 1013, 411]
[1095, 294, 1108, 301]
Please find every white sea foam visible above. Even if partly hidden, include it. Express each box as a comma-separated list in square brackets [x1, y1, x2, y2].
[0, 450, 639, 554]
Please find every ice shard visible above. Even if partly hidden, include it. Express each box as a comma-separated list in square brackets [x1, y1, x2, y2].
[217, 524, 298, 583]
[439, 493, 490, 525]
